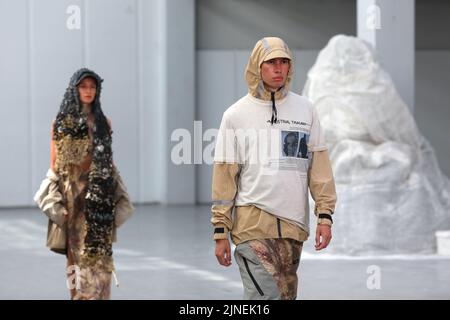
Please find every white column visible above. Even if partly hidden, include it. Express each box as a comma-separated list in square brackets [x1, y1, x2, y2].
[357, 0, 415, 112]
[158, 0, 196, 204]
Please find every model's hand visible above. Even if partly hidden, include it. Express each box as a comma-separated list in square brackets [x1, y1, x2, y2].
[215, 239, 232, 267]
[315, 224, 332, 251]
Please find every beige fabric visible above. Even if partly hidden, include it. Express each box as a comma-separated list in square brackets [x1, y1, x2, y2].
[317, 218, 333, 227]
[34, 168, 67, 227]
[211, 163, 240, 239]
[308, 149, 337, 216]
[113, 166, 134, 228]
[46, 219, 67, 255]
[212, 202, 308, 245]
[245, 37, 294, 101]
[232, 206, 308, 245]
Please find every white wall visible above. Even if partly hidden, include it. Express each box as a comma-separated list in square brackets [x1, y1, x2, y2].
[196, 0, 356, 50]
[0, 0, 164, 206]
[0, 0, 31, 206]
[357, 0, 415, 111]
[164, 0, 196, 204]
[415, 51, 450, 177]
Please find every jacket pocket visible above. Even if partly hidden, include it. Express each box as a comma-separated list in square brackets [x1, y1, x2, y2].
[242, 257, 264, 296]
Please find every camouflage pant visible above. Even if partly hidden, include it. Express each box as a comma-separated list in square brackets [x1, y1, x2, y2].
[234, 238, 303, 300]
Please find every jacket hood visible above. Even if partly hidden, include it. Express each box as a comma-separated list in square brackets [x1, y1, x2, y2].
[245, 37, 294, 101]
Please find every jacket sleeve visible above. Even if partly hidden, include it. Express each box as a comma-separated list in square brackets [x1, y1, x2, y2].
[211, 162, 240, 240]
[34, 169, 67, 228]
[308, 150, 337, 225]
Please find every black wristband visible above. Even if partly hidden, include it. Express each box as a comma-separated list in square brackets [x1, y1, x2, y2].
[214, 227, 225, 234]
[318, 213, 333, 223]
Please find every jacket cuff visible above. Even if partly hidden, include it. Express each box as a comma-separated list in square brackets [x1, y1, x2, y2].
[213, 224, 229, 240]
[317, 213, 333, 226]
[314, 206, 334, 215]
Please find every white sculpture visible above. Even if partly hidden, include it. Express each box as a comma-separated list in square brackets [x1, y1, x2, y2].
[304, 35, 450, 255]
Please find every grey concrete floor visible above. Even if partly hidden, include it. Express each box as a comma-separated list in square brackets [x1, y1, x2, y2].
[0, 205, 449, 300]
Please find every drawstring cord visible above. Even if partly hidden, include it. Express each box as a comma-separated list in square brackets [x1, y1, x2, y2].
[270, 91, 277, 125]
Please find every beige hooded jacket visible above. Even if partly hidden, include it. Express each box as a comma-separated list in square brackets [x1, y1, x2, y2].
[211, 37, 337, 245]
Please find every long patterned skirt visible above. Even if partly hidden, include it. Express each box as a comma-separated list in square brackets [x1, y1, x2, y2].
[62, 170, 113, 300]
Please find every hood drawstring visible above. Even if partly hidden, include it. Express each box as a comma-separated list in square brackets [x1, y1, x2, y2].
[270, 91, 277, 125]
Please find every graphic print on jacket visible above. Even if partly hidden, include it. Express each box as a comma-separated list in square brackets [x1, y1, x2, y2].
[281, 130, 309, 159]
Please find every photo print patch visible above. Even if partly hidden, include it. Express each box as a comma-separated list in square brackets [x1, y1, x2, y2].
[280, 130, 309, 159]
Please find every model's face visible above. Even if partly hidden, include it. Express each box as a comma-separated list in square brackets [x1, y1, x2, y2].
[77, 77, 97, 105]
[261, 58, 290, 92]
